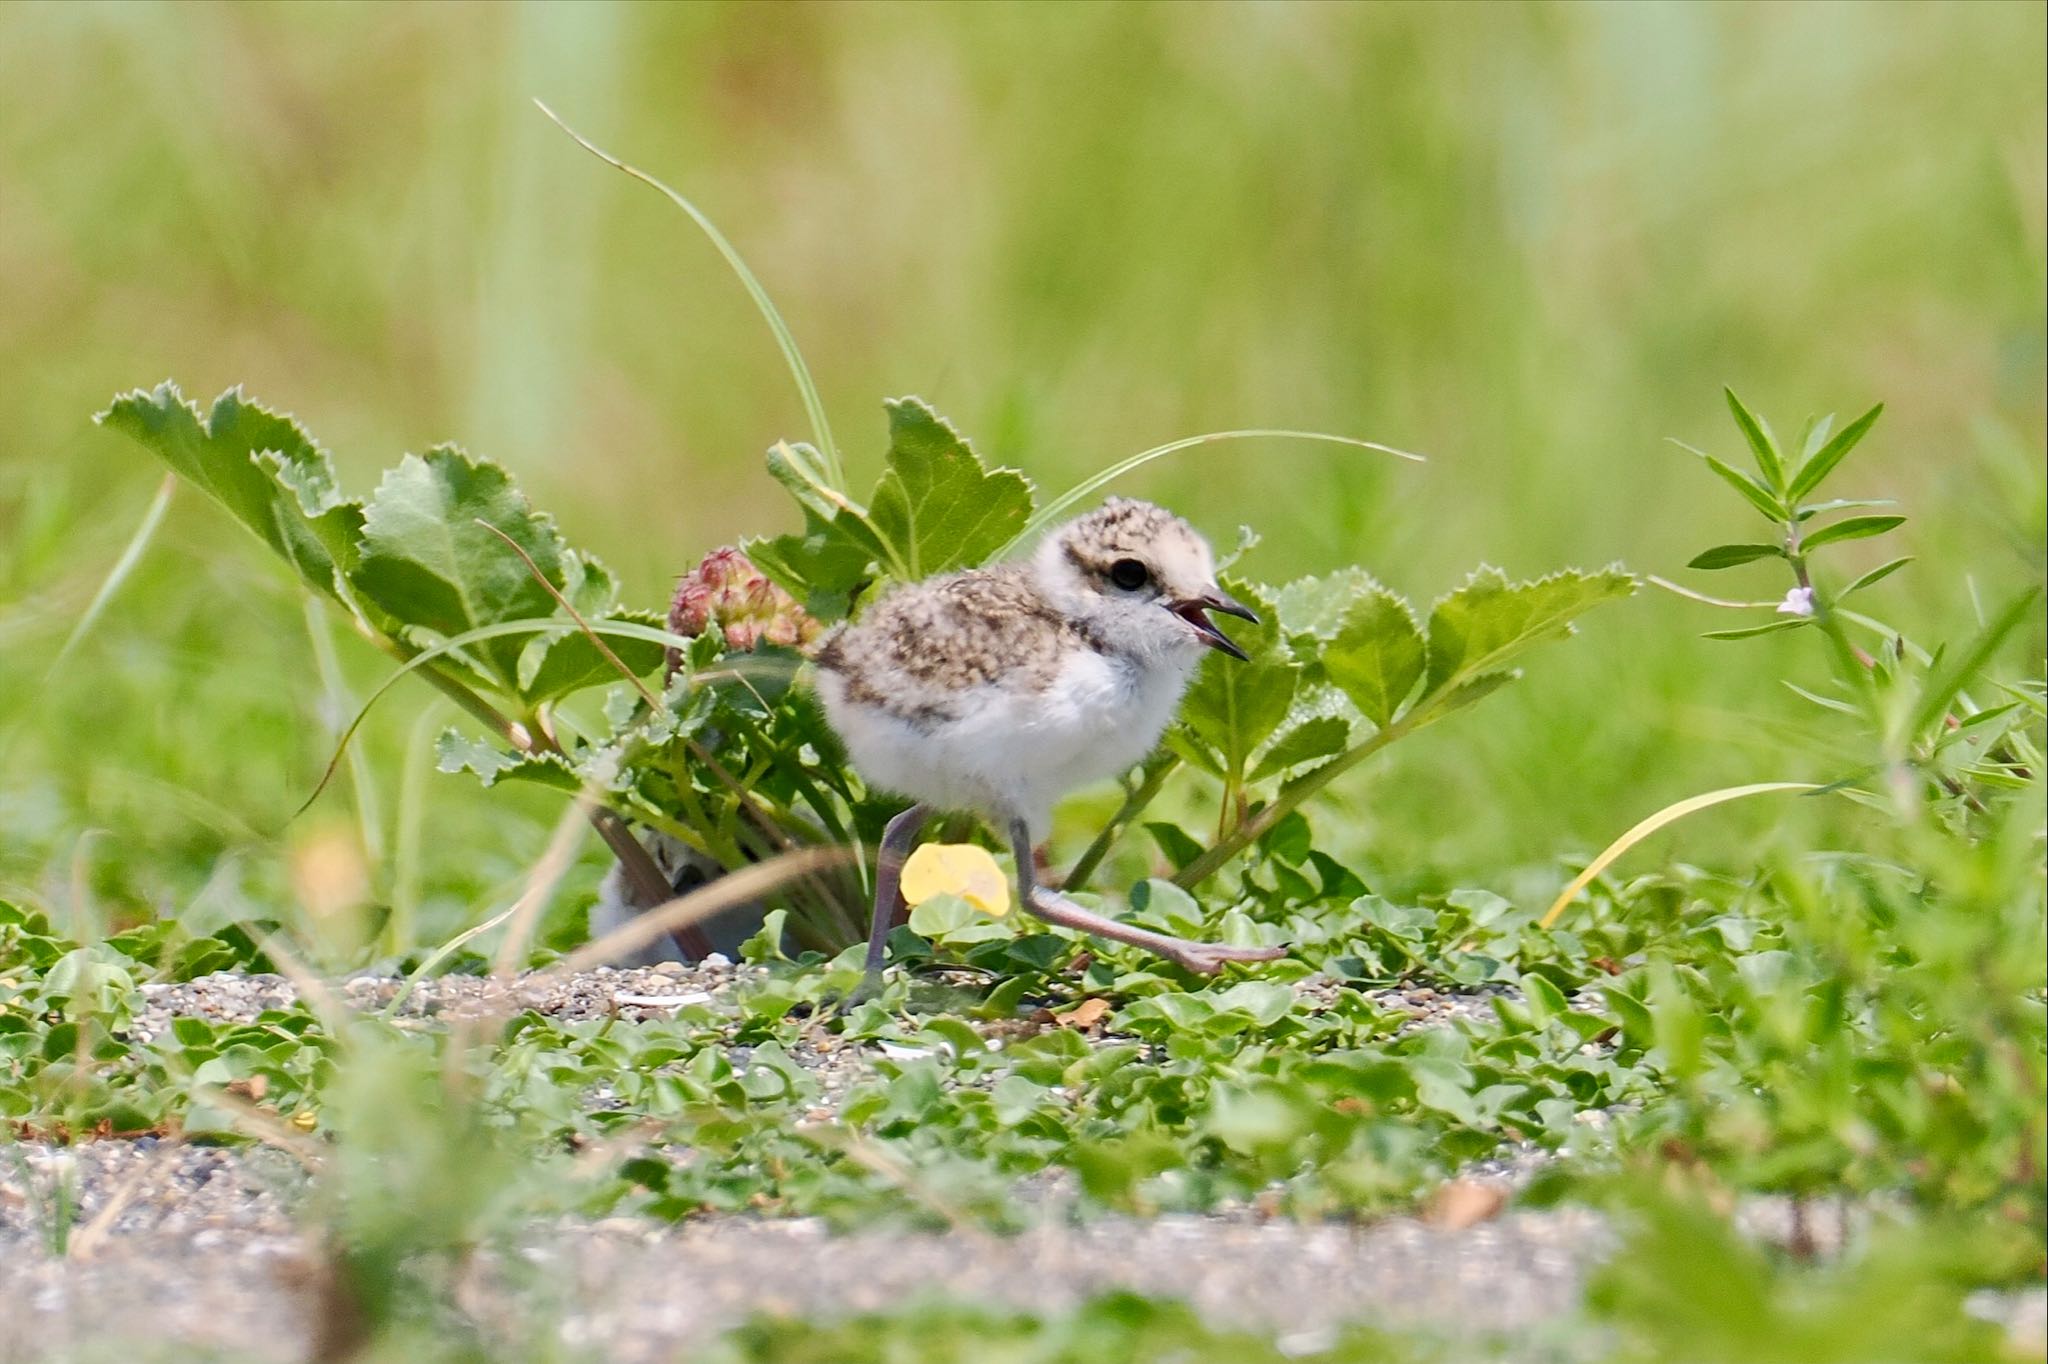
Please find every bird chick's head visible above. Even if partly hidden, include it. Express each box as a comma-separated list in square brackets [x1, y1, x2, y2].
[1032, 498, 1257, 663]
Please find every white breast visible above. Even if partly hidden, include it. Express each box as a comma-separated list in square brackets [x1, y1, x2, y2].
[817, 650, 1199, 841]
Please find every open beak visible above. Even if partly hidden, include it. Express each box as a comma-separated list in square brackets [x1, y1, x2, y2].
[1168, 588, 1259, 661]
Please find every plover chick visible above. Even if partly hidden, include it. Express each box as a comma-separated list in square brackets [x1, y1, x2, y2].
[813, 496, 1290, 983]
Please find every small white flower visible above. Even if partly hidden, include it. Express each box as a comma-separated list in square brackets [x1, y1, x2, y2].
[1776, 586, 1816, 618]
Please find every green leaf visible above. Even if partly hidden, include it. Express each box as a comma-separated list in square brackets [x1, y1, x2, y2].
[1702, 619, 1810, 641]
[518, 607, 667, 703]
[351, 447, 571, 691]
[1145, 821, 1205, 871]
[1422, 565, 1634, 695]
[509, 552, 665, 702]
[1783, 681, 1861, 716]
[744, 515, 876, 621]
[1799, 514, 1904, 550]
[1672, 441, 1787, 522]
[1249, 715, 1351, 783]
[1786, 402, 1882, 502]
[1840, 556, 1912, 598]
[1428, 668, 1519, 716]
[434, 730, 580, 791]
[1322, 585, 1424, 726]
[867, 398, 1034, 579]
[1723, 388, 1785, 491]
[98, 383, 363, 603]
[1273, 566, 1382, 642]
[1179, 580, 1297, 779]
[1796, 413, 1836, 460]
[1908, 588, 2041, 739]
[1687, 543, 1785, 570]
[1794, 498, 1895, 522]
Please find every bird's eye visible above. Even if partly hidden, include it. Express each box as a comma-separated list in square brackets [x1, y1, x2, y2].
[1109, 558, 1150, 591]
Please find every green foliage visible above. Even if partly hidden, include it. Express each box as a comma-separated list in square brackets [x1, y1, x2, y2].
[1322, 584, 1424, 727]
[867, 398, 1034, 580]
[1675, 393, 2042, 824]
[707, 1293, 1458, 1364]
[99, 381, 663, 717]
[97, 384, 363, 604]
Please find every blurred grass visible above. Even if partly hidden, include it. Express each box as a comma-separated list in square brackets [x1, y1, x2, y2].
[0, 2, 2040, 948]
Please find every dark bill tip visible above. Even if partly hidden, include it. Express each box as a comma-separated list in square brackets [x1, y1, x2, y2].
[1170, 597, 1252, 661]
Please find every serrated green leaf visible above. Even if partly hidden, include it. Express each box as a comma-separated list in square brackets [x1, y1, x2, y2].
[98, 382, 363, 603]
[1162, 728, 1227, 779]
[1249, 715, 1352, 784]
[867, 398, 1034, 579]
[351, 447, 572, 691]
[1688, 543, 1785, 570]
[434, 730, 580, 791]
[1179, 579, 1297, 779]
[1786, 402, 1883, 502]
[743, 516, 876, 622]
[1423, 565, 1634, 695]
[1322, 585, 1424, 726]
[1724, 388, 1785, 490]
[1430, 668, 1519, 716]
[1799, 514, 1904, 550]
[1840, 556, 1913, 598]
[1273, 566, 1382, 642]
[1703, 619, 1810, 641]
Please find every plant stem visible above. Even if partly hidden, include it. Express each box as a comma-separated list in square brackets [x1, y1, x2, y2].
[370, 637, 712, 957]
[1174, 704, 1432, 889]
[1064, 755, 1180, 894]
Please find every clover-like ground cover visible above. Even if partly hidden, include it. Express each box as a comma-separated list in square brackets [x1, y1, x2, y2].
[3, 31, 2043, 1354]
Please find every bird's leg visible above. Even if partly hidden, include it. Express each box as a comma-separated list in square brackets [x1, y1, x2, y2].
[862, 803, 935, 984]
[1007, 819, 1286, 976]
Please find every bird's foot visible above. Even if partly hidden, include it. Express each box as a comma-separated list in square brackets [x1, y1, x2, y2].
[1159, 940, 1291, 975]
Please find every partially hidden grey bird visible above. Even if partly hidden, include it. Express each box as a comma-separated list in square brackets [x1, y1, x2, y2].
[813, 496, 1290, 984]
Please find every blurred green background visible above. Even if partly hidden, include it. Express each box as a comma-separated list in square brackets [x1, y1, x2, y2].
[1, 2, 2041, 948]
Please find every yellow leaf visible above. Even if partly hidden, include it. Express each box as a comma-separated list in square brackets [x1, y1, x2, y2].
[901, 843, 1011, 918]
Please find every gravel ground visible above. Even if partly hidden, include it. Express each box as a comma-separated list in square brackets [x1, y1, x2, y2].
[5, 968, 2042, 1361]
[0, 1134, 1611, 1363]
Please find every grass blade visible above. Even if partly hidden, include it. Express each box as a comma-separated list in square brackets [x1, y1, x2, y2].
[295, 616, 703, 816]
[1540, 782, 1819, 929]
[45, 472, 175, 679]
[1002, 429, 1423, 556]
[1907, 587, 2040, 739]
[535, 100, 843, 490]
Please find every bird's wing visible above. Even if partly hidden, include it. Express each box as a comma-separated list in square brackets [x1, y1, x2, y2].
[816, 568, 1084, 718]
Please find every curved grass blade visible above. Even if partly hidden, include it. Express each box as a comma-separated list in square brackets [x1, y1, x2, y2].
[1907, 586, 2040, 739]
[1539, 782, 1820, 929]
[535, 100, 843, 490]
[295, 616, 704, 817]
[45, 473, 175, 679]
[1003, 429, 1423, 556]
